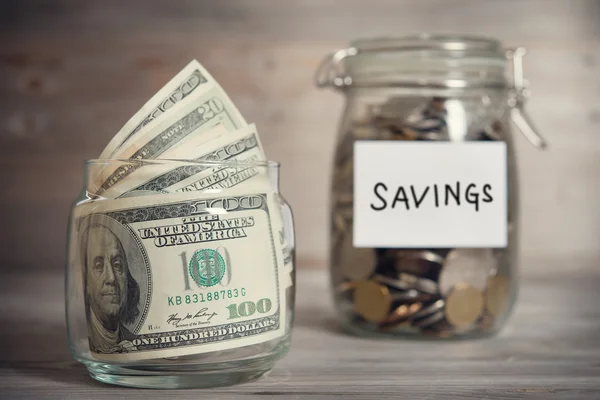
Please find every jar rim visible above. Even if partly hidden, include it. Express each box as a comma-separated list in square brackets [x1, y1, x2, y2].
[349, 34, 505, 57]
[84, 158, 281, 168]
[316, 33, 513, 90]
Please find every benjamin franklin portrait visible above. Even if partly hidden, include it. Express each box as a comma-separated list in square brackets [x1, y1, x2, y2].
[82, 223, 141, 353]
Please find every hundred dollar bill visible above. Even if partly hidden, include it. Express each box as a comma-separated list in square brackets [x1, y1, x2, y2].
[99, 60, 237, 159]
[161, 127, 268, 195]
[73, 190, 287, 361]
[103, 124, 269, 199]
[94, 86, 248, 195]
[93, 124, 229, 198]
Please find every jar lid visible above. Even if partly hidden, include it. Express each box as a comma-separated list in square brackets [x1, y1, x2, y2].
[349, 34, 505, 55]
[317, 34, 510, 89]
[315, 34, 548, 149]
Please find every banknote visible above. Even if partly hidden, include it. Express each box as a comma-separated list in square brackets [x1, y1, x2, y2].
[93, 124, 229, 198]
[162, 128, 267, 194]
[102, 124, 269, 199]
[74, 190, 287, 361]
[94, 86, 248, 195]
[99, 60, 237, 159]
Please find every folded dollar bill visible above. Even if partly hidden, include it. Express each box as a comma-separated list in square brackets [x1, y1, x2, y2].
[97, 124, 270, 198]
[99, 60, 245, 159]
[95, 87, 249, 195]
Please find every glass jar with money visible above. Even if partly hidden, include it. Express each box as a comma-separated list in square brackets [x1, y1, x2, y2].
[65, 158, 295, 388]
[315, 35, 546, 339]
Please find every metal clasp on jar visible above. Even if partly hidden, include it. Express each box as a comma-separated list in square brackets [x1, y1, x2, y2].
[315, 45, 548, 150]
[505, 47, 547, 149]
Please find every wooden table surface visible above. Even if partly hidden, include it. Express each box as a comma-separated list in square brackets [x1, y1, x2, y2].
[1, 261, 599, 399]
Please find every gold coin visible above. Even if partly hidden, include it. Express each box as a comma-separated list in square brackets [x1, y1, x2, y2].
[445, 284, 484, 328]
[485, 276, 510, 317]
[384, 302, 422, 325]
[353, 281, 392, 323]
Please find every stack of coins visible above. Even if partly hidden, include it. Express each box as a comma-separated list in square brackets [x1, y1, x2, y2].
[334, 246, 511, 338]
[330, 96, 512, 338]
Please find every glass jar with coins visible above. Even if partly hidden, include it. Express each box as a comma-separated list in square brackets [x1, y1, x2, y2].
[315, 35, 546, 339]
[65, 159, 295, 388]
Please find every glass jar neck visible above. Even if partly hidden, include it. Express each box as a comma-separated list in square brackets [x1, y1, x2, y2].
[343, 86, 509, 101]
[316, 35, 549, 149]
[323, 35, 510, 90]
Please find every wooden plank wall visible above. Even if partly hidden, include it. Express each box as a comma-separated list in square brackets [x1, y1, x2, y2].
[1, 0, 599, 271]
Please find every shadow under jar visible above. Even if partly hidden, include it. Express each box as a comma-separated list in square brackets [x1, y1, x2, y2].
[65, 159, 295, 388]
[315, 35, 546, 339]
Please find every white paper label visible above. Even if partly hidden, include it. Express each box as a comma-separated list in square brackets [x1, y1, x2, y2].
[353, 141, 507, 248]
